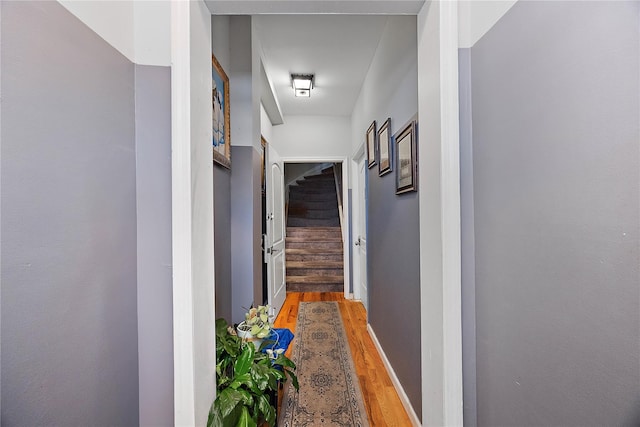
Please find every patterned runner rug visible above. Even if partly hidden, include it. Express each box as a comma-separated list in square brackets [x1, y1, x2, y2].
[278, 301, 369, 426]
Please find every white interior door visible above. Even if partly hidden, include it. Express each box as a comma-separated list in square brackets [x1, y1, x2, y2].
[265, 144, 286, 318]
[354, 157, 368, 311]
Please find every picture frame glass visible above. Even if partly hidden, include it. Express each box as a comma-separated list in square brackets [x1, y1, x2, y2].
[366, 121, 377, 168]
[397, 131, 413, 188]
[378, 119, 392, 176]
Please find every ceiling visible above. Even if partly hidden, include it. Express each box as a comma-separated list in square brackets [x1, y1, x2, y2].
[254, 15, 389, 117]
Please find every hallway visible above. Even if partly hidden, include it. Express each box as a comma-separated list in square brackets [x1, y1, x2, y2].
[274, 292, 413, 426]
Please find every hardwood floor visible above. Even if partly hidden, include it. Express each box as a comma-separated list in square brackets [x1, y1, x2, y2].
[274, 292, 413, 426]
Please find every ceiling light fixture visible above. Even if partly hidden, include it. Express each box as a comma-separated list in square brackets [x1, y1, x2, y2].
[291, 74, 314, 97]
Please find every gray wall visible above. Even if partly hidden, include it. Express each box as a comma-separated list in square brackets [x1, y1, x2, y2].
[212, 15, 233, 324]
[357, 16, 422, 419]
[135, 65, 174, 426]
[1, 2, 139, 425]
[229, 16, 263, 323]
[469, 2, 640, 425]
[367, 117, 422, 417]
[230, 146, 262, 324]
[214, 166, 232, 322]
[458, 48, 477, 427]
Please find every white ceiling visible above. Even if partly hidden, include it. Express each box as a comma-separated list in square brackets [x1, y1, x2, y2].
[255, 15, 389, 117]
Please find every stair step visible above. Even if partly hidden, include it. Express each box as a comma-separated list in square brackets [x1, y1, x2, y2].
[288, 207, 339, 219]
[290, 185, 335, 193]
[295, 180, 335, 187]
[287, 236, 342, 243]
[289, 200, 337, 210]
[287, 218, 340, 227]
[287, 241, 342, 249]
[286, 275, 343, 284]
[286, 249, 343, 262]
[302, 173, 334, 180]
[289, 192, 337, 202]
[288, 268, 344, 277]
[287, 283, 344, 293]
[287, 261, 343, 269]
[287, 226, 341, 236]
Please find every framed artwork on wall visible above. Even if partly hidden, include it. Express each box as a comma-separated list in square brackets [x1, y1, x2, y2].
[395, 120, 417, 194]
[212, 53, 231, 169]
[378, 118, 392, 176]
[366, 121, 377, 169]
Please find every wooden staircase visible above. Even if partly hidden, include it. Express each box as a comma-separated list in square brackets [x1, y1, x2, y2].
[286, 170, 343, 292]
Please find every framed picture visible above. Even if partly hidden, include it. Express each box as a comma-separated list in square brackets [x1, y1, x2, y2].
[366, 121, 377, 169]
[395, 120, 417, 194]
[212, 53, 231, 169]
[378, 118, 392, 176]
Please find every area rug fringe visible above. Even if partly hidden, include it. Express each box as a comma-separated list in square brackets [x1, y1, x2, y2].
[278, 301, 369, 426]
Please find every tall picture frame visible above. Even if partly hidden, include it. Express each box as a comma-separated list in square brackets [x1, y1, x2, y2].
[212, 53, 231, 169]
[378, 118, 392, 176]
[395, 120, 418, 194]
[366, 121, 377, 169]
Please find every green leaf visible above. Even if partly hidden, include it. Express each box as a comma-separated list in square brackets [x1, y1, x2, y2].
[234, 344, 255, 377]
[213, 388, 244, 425]
[285, 369, 299, 391]
[257, 394, 276, 426]
[216, 318, 230, 336]
[249, 363, 270, 391]
[236, 406, 257, 427]
[229, 373, 253, 390]
[273, 354, 296, 370]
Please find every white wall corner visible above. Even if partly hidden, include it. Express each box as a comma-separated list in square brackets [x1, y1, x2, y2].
[418, 0, 463, 425]
[458, 0, 518, 48]
[170, 1, 196, 425]
[58, 0, 135, 62]
[439, 1, 464, 425]
[134, 1, 171, 66]
[58, 0, 171, 66]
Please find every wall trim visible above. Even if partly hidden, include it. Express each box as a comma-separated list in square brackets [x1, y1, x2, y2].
[170, 1, 196, 424]
[439, 1, 463, 425]
[368, 325, 421, 427]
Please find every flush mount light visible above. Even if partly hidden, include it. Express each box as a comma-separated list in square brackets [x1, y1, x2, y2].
[291, 74, 314, 97]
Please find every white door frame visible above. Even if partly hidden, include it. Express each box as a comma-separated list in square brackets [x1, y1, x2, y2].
[172, 1, 463, 424]
[281, 156, 351, 299]
[350, 145, 367, 304]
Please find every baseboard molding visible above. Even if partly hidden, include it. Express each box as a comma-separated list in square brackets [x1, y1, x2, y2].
[367, 324, 422, 427]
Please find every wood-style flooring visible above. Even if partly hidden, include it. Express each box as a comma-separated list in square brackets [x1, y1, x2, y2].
[274, 292, 413, 426]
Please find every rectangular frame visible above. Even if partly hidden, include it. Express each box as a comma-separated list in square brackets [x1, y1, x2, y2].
[366, 121, 377, 169]
[395, 120, 417, 194]
[378, 118, 392, 176]
[212, 53, 231, 169]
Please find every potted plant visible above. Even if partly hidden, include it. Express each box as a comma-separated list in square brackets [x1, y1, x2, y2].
[236, 305, 271, 349]
[208, 318, 298, 427]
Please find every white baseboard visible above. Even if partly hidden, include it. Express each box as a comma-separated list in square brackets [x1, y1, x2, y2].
[367, 324, 422, 427]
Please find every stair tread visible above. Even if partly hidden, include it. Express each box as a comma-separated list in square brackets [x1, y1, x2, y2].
[286, 275, 344, 283]
[287, 261, 343, 268]
[286, 247, 342, 254]
[287, 236, 342, 242]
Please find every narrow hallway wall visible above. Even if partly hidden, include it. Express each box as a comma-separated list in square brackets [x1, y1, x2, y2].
[1, 2, 139, 424]
[212, 15, 233, 323]
[135, 64, 174, 427]
[350, 15, 422, 420]
[467, 2, 640, 425]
